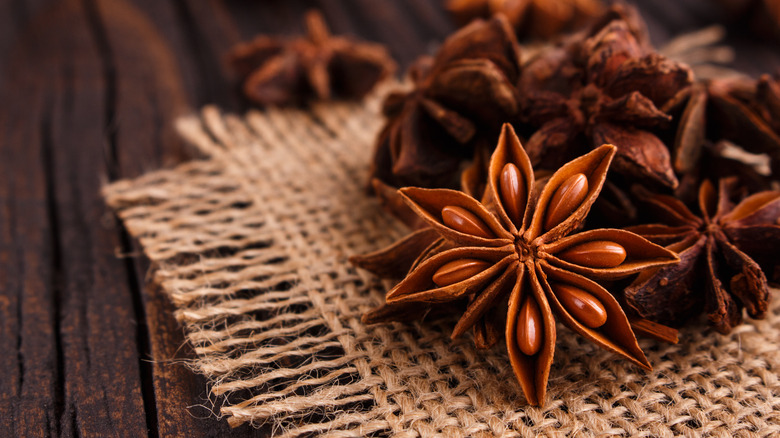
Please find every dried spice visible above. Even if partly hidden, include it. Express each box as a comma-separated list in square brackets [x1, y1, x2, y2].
[520, 17, 693, 189]
[663, 74, 780, 205]
[228, 10, 395, 106]
[673, 140, 777, 207]
[446, 0, 604, 39]
[625, 179, 780, 334]
[705, 75, 780, 175]
[370, 15, 522, 189]
[354, 124, 679, 405]
[755, 73, 780, 133]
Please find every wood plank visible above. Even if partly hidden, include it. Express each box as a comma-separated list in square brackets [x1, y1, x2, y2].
[44, 1, 149, 435]
[0, 0, 58, 85]
[351, 0, 431, 67]
[166, 0, 242, 110]
[399, 0, 455, 43]
[0, 23, 59, 437]
[123, 0, 202, 110]
[89, 0, 267, 435]
[0, 0, 153, 435]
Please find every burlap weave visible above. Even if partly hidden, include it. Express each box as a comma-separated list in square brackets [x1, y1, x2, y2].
[103, 94, 780, 437]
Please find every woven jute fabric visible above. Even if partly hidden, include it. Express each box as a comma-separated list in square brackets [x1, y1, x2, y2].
[103, 94, 780, 437]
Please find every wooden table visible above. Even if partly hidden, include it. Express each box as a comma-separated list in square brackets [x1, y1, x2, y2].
[1, 1, 778, 436]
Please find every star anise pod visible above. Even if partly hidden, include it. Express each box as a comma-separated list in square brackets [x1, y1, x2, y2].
[369, 15, 522, 190]
[445, 0, 604, 40]
[227, 10, 395, 106]
[520, 16, 693, 189]
[355, 124, 679, 405]
[699, 75, 780, 175]
[755, 73, 780, 133]
[673, 140, 777, 207]
[666, 75, 779, 203]
[625, 179, 780, 334]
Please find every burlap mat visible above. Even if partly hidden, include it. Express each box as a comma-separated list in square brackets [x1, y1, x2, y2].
[103, 93, 780, 437]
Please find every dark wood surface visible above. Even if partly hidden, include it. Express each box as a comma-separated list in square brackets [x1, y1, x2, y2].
[0, 1, 778, 436]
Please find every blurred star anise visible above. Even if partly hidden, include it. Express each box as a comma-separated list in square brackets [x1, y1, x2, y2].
[446, 0, 604, 39]
[704, 75, 780, 175]
[520, 18, 693, 189]
[626, 179, 780, 333]
[668, 77, 779, 203]
[228, 10, 395, 106]
[370, 15, 522, 190]
[354, 124, 679, 405]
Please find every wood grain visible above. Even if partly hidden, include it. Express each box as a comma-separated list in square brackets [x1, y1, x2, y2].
[0, 0, 778, 436]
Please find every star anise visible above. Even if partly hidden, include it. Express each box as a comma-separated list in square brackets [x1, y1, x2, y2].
[520, 16, 693, 189]
[355, 124, 679, 405]
[755, 73, 780, 133]
[625, 179, 780, 334]
[664, 74, 779, 205]
[369, 15, 522, 190]
[673, 140, 777, 207]
[704, 75, 780, 175]
[227, 10, 395, 106]
[445, 0, 604, 39]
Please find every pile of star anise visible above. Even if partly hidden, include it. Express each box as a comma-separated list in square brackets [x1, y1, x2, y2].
[354, 3, 780, 406]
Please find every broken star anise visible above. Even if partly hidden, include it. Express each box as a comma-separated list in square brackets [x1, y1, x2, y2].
[446, 0, 604, 40]
[520, 17, 693, 189]
[228, 10, 395, 106]
[370, 15, 522, 190]
[625, 179, 780, 334]
[355, 124, 679, 405]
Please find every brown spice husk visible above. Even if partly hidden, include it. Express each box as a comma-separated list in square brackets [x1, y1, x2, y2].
[369, 15, 522, 191]
[626, 179, 780, 333]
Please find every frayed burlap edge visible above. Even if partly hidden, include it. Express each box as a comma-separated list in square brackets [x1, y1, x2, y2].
[103, 89, 780, 437]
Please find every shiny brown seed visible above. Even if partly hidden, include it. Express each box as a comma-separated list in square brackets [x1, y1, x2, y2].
[557, 240, 627, 268]
[517, 295, 543, 356]
[442, 206, 494, 238]
[432, 258, 490, 286]
[499, 163, 527, 227]
[544, 173, 588, 231]
[551, 283, 607, 328]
